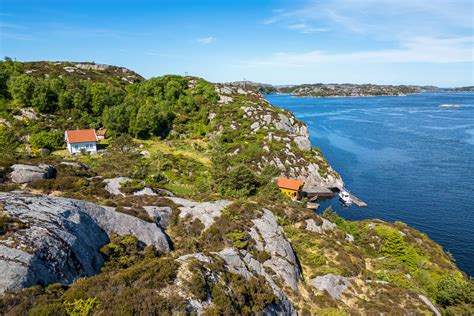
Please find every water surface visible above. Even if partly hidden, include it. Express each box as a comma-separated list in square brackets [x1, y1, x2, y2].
[265, 92, 474, 276]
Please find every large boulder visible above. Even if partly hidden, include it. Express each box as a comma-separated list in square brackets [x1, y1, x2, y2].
[9, 164, 55, 184]
[0, 192, 170, 293]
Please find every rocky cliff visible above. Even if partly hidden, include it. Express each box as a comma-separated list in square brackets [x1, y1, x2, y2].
[210, 84, 343, 188]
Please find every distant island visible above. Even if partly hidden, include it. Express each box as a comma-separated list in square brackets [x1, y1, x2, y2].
[230, 81, 472, 97]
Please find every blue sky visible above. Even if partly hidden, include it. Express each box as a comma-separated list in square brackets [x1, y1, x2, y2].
[1, 0, 473, 86]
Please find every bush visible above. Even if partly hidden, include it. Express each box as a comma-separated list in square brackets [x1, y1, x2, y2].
[63, 298, 100, 316]
[435, 276, 466, 308]
[219, 164, 258, 197]
[29, 130, 64, 151]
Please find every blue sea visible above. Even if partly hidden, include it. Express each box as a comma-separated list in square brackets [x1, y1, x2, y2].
[265, 93, 474, 277]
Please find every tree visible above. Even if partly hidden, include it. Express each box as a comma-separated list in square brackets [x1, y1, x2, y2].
[382, 231, 407, 258]
[219, 164, 258, 197]
[109, 134, 136, 154]
[29, 130, 63, 151]
[131, 102, 173, 139]
[0, 126, 20, 164]
[31, 81, 57, 113]
[87, 82, 123, 115]
[7, 74, 35, 106]
[102, 104, 129, 136]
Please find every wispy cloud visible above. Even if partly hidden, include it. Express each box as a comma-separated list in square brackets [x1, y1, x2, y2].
[195, 36, 215, 44]
[287, 23, 328, 34]
[247, 37, 474, 67]
[264, 0, 473, 38]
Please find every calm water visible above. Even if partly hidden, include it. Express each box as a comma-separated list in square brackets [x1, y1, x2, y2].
[265, 93, 474, 277]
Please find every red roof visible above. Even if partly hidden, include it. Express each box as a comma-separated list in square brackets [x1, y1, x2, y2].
[96, 129, 107, 136]
[66, 129, 97, 144]
[277, 177, 305, 191]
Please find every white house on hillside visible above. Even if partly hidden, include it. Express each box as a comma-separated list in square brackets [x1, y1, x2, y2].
[65, 129, 98, 154]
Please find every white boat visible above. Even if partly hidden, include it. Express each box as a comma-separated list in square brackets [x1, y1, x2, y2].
[338, 189, 353, 205]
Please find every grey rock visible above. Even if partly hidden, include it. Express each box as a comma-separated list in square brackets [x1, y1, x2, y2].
[60, 161, 85, 169]
[169, 197, 232, 229]
[251, 209, 301, 290]
[143, 206, 173, 228]
[179, 249, 297, 315]
[10, 164, 55, 184]
[310, 274, 351, 299]
[103, 177, 131, 196]
[215, 248, 253, 279]
[305, 218, 322, 233]
[345, 234, 354, 243]
[178, 253, 213, 264]
[322, 218, 336, 231]
[0, 192, 170, 293]
[133, 187, 156, 196]
[293, 136, 311, 151]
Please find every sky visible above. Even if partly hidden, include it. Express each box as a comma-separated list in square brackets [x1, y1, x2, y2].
[1, 0, 473, 87]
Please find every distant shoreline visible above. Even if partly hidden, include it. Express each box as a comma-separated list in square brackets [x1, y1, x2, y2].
[265, 91, 474, 99]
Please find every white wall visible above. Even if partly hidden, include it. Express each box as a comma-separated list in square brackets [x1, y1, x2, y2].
[67, 142, 97, 154]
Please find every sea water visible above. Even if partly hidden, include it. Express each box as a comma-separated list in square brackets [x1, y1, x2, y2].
[265, 92, 474, 276]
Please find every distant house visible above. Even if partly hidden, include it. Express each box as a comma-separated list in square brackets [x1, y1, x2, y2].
[96, 128, 107, 141]
[65, 129, 98, 154]
[277, 177, 305, 200]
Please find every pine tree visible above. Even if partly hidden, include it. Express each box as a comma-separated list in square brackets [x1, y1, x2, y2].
[382, 231, 407, 258]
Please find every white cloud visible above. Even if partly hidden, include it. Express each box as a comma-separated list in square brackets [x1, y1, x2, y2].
[195, 36, 215, 44]
[287, 23, 328, 34]
[247, 37, 474, 67]
[264, 0, 473, 38]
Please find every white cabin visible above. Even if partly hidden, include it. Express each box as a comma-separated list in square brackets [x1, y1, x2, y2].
[65, 129, 98, 154]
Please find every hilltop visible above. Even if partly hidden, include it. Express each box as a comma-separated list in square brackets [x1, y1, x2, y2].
[0, 60, 472, 315]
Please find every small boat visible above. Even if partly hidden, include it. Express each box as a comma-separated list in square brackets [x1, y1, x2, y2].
[338, 188, 353, 205]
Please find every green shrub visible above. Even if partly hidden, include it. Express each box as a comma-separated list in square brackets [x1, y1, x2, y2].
[219, 164, 258, 197]
[435, 276, 467, 307]
[29, 130, 63, 151]
[119, 179, 145, 194]
[63, 298, 100, 316]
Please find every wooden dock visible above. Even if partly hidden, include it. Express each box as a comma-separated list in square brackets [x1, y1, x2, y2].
[349, 193, 367, 207]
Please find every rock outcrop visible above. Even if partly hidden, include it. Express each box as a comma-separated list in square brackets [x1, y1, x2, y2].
[177, 248, 297, 315]
[251, 209, 301, 290]
[9, 164, 55, 184]
[169, 197, 232, 230]
[212, 85, 343, 188]
[0, 192, 169, 293]
[310, 274, 351, 299]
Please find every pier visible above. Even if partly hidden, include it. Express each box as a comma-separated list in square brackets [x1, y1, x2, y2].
[348, 193, 367, 207]
[303, 185, 367, 208]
